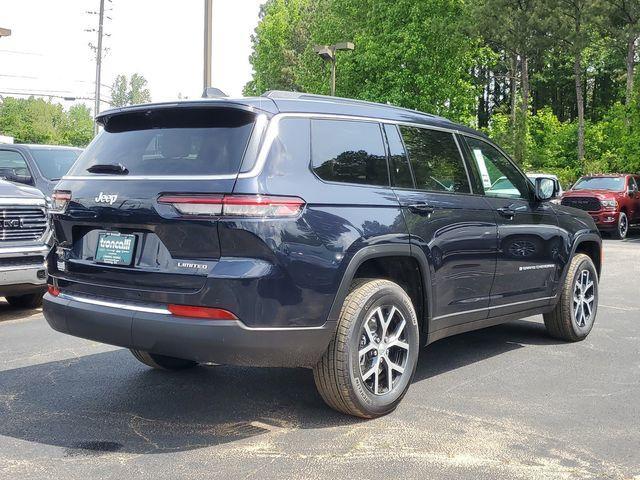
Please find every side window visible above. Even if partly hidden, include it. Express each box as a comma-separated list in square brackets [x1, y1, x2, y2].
[464, 137, 530, 200]
[399, 126, 470, 193]
[383, 124, 413, 188]
[0, 150, 31, 179]
[627, 176, 637, 191]
[311, 119, 388, 187]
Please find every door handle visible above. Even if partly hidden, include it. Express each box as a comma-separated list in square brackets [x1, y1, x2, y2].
[408, 203, 435, 215]
[497, 207, 515, 219]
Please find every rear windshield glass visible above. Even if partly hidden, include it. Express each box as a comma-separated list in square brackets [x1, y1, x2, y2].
[30, 148, 80, 180]
[67, 107, 255, 176]
[572, 177, 624, 191]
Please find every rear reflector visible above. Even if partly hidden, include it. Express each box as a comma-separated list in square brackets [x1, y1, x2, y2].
[167, 304, 238, 320]
[158, 194, 304, 218]
[47, 285, 60, 297]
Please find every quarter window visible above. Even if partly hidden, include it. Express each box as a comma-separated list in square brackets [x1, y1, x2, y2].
[464, 137, 530, 200]
[311, 119, 389, 186]
[399, 126, 470, 193]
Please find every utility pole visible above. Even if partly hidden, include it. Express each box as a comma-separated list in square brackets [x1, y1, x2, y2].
[203, 0, 213, 90]
[93, 0, 106, 135]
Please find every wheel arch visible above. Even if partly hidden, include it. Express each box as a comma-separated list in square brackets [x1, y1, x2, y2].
[570, 233, 602, 278]
[326, 244, 433, 337]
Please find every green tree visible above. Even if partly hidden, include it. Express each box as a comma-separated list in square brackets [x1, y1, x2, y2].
[110, 73, 152, 107]
[0, 97, 94, 147]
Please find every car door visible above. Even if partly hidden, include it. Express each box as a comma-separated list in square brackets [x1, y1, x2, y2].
[461, 136, 563, 316]
[385, 124, 497, 330]
[627, 176, 640, 221]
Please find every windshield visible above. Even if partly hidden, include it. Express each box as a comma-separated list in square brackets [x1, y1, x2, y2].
[572, 177, 624, 191]
[67, 107, 256, 177]
[30, 148, 81, 180]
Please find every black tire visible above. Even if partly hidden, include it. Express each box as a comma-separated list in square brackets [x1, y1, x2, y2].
[544, 253, 598, 342]
[611, 212, 628, 240]
[313, 279, 420, 418]
[5, 292, 44, 309]
[130, 349, 198, 370]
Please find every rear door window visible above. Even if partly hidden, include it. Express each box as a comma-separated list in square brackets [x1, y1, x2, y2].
[67, 107, 256, 177]
[399, 126, 470, 193]
[311, 119, 389, 187]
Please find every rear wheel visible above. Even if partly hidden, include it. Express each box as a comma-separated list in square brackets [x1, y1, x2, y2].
[611, 212, 628, 240]
[313, 279, 420, 418]
[544, 253, 598, 341]
[5, 292, 44, 309]
[130, 349, 197, 370]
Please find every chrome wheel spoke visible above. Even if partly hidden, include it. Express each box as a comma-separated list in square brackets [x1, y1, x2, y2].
[358, 303, 410, 396]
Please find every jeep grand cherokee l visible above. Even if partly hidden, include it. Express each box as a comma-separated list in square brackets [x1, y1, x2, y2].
[561, 174, 640, 239]
[43, 92, 602, 418]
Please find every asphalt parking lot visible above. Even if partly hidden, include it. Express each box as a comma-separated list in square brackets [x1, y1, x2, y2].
[1, 235, 639, 480]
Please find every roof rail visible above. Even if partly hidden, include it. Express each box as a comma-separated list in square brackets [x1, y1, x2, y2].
[261, 90, 440, 119]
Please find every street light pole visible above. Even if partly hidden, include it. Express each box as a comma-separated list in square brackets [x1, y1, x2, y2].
[314, 42, 354, 96]
[93, 0, 105, 135]
[204, 0, 213, 89]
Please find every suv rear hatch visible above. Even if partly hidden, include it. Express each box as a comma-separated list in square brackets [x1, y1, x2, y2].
[51, 105, 265, 299]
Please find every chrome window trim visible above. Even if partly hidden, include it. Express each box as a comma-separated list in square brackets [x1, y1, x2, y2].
[58, 292, 172, 315]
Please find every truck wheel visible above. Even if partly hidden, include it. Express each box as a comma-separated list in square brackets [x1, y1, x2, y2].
[611, 212, 628, 240]
[544, 253, 598, 341]
[130, 349, 197, 370]
[313, 279, 420, 418]
[5, 292, 44, 309]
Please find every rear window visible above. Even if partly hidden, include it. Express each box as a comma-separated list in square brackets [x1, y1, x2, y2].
[311, 119, 388, 186]
[67, 107, 255, 177]
[30, 148, 80, 180]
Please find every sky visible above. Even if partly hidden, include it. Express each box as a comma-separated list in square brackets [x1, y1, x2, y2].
[0, 0, 264, 112]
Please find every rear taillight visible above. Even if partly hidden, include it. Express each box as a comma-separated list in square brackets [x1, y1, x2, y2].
[47, 285, 60, 297]
[51, 190, 71, 213]
[168, 304, 238, 320]
[158, 194, 305, 218]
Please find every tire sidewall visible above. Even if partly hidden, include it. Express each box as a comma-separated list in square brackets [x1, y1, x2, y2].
[568, 256, 598, 338]
[345, 283, 419, 416]
[618, 212, 628, 240]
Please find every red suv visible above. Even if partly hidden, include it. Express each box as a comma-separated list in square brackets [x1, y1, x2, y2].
[561, 174, 640, 239]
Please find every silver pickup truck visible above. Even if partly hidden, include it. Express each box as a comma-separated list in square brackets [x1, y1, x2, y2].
[0, 180, 49, 308]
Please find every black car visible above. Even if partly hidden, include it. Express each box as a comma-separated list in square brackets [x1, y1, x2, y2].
[43, 91, 602, 418]
[0, 144, 82, 197]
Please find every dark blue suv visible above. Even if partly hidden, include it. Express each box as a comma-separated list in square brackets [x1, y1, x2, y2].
[44, 92, 602, 418]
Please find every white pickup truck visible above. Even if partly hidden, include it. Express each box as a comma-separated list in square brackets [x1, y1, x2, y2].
[0, 180, 50, 308]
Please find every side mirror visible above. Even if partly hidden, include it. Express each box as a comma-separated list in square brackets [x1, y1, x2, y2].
[535, 177, 556, 201]
[628, 185, 638, 197]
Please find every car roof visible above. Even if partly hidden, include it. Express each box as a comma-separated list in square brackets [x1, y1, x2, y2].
[96, 91, 486, 139]
[8, 144, 82, 151]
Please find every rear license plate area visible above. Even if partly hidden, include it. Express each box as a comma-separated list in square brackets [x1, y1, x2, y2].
[95, 232, 136, 266]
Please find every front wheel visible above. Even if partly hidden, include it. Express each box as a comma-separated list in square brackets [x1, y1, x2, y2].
[313, 279, 420, 418]
[611, 212, 628, 240]
[130, 349, 198, 370]
[544, 253, 598, 341]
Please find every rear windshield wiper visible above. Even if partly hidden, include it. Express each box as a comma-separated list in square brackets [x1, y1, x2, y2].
[87, 163, 129, 175]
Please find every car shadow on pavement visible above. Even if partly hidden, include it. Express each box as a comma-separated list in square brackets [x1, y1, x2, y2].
[0, 318, 556, 456]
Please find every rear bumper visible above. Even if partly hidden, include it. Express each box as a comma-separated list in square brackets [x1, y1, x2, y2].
[0, 245, 49, 294]
[43, 292, 336, 367]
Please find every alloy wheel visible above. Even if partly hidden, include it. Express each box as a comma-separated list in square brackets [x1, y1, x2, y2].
[358, 305, 410, 395]
[573, 269, 595, 329]
[619, 214, 628, 239]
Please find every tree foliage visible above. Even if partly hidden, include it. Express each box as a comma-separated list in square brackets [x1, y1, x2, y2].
[0, 97, 93, 147]
[246, 0, 640, 182]
[110, 73, 152, 107]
